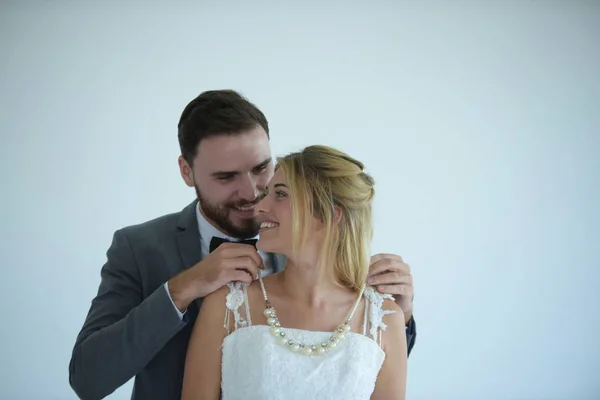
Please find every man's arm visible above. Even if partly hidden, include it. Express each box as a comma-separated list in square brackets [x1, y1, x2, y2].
[68, 229, 187, 400]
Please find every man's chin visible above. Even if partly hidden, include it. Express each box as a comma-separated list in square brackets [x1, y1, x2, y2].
[226, 218, 260, 238]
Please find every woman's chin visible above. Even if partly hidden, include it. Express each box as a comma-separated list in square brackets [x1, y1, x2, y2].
[256, 238, 280, 254]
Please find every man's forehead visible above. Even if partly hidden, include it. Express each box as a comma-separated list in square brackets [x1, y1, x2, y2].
[195, 133, 271, 173]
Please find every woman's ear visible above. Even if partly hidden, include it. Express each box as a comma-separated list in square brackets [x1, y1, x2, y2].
[334, 205, 342, 225]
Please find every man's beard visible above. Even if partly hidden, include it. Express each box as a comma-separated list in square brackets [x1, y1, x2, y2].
[194, 185, 265, 239]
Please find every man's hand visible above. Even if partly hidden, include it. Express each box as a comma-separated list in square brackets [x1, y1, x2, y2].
[168, 243, 264, 312]
[367, 253, 414, 324]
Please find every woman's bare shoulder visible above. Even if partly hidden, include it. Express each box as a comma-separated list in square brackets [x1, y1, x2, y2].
[380, 298, 407, 350]
[381, 297, 403, 316]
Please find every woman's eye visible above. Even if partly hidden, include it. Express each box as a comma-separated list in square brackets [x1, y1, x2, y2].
[276, 191, 287, 198]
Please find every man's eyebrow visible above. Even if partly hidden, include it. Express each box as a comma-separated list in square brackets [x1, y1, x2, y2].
[254, 157, 272, 169]
[211, 170, 238, 178]
[210, 157, 272, 178]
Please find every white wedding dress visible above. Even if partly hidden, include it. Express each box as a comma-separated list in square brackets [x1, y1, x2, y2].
[220, 281, 396, 400]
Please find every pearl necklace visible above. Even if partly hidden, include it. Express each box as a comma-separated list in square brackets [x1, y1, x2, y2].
[258, 276, 366, 357]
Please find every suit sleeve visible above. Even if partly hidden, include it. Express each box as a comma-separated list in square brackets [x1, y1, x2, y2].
[68, 229, 188, 400]
[405, 316, 416, 357]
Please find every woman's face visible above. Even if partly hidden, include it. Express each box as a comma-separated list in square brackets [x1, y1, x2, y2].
[256, 167, 326, 257]
[255, 168, 293, 255]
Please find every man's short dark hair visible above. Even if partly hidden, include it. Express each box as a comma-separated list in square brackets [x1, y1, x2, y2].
[177, 89, 270, 166]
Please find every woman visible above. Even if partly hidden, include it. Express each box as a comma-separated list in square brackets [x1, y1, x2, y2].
[181, 145, 407, 399]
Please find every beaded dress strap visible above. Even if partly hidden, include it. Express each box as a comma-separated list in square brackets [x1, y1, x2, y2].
[362, 286, 397, 346]
[224, 282, 252, 335]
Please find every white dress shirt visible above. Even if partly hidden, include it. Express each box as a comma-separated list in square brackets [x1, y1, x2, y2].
[164, 203, 273, 319]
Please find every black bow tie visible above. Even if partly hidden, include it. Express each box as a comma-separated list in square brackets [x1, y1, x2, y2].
[209, 236, 258, 253]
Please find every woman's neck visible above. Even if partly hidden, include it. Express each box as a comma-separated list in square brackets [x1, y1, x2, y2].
[276, 256, 341, 307]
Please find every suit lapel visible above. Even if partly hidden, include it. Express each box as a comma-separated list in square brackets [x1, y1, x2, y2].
[175, 200, 204, 315]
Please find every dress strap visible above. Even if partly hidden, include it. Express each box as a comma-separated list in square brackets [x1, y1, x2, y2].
[362, 286, 397, 346]
[224, 282, 252, 335]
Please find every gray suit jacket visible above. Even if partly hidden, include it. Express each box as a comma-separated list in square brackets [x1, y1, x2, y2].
[69, 200, 415, 400]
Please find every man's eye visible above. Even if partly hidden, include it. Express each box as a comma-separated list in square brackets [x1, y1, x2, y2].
[217, 176, 234, 181]
[254, 165, 268, 174]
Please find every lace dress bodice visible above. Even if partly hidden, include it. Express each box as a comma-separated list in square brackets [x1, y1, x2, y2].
[220, 281, 396, 400]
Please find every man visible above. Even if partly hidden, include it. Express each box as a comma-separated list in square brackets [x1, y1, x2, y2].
[68, 90, 416, 400]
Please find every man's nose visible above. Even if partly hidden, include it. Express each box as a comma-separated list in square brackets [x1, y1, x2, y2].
[238, 175, 259, 202]
[256, 192, 271, 214]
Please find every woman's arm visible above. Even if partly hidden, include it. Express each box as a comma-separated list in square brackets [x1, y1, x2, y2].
[371, 299, 408, 400]
[181, 286, 230, 400]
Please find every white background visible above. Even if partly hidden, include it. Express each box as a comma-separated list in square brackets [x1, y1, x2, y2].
[1, 1, 599, 399]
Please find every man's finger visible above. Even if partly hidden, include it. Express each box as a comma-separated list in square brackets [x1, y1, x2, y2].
[367, 272, 412, 286]
[219, 243, 265, 269]
[376, 284, 413, 297]
[226, 256, 260, 278]
[227, 270, 253, 285]
[369, 259, 410, 277]
[370, 253, 404, 264]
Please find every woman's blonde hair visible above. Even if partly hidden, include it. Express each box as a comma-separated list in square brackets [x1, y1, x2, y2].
[276, 145, 375, 292]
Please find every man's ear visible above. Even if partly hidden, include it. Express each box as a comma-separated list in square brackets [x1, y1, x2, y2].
[178, 155, 194, 187]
